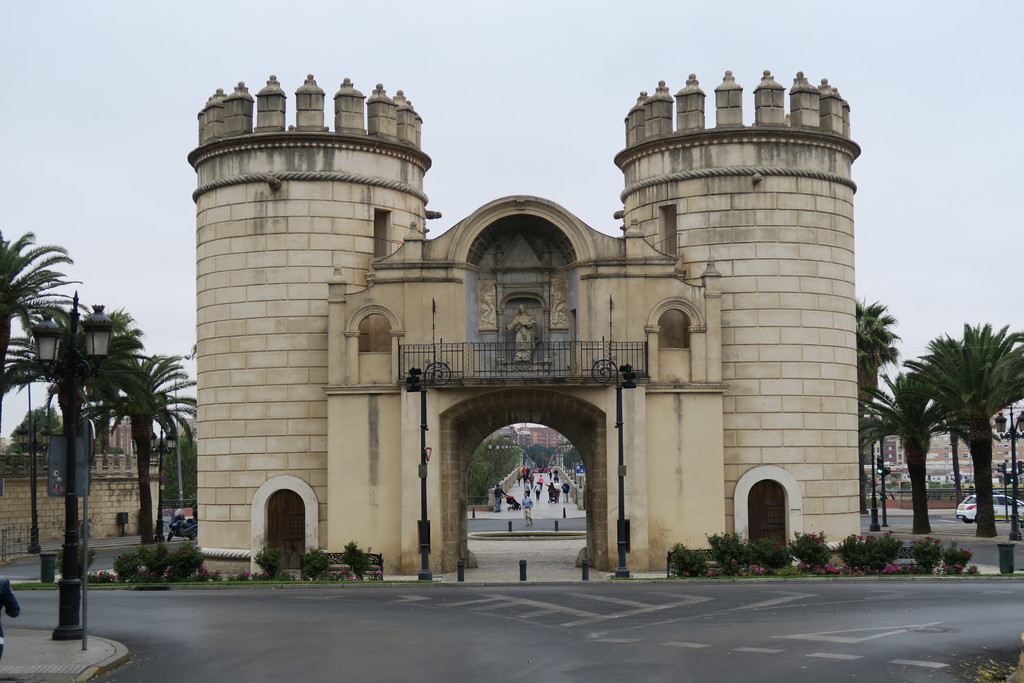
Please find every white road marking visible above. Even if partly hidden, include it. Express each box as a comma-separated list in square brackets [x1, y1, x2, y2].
[806, 653, 862, 660]
[445, 597, 507, 608]
[560, 596, 712, 627]
[721, 591, 816, 612]
[392, 595, 431, 603]
[773, 622, 943, 644]
[594, 638, 641, 643]
[889, 659, 949, 669]
[664, 642, 712, 648]
[731, 647, 784, 654]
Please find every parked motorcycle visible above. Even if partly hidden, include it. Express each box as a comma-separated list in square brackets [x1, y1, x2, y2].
[166, 512, 198, 541]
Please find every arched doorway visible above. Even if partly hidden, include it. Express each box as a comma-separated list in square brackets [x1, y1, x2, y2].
[747, 480, 786, 541]
[438, 388, 609, 571]
[267, 489, 305, 569]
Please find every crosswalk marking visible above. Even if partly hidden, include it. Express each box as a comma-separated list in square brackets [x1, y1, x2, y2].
[774, 622, 943, 644]
[889, 659, 948, 669]
[664, 642, 712, 648]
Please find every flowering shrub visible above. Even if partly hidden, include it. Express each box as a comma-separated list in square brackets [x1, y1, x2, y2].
[789, 532, 831, 567]
[668, 544, 709, 577]
[909, 537, 943, 574]
[942, 542, 973, 571]
[837, 533, 902, 571]
[88, 570, 118, 584]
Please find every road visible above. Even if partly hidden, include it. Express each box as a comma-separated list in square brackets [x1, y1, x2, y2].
[2, 579, 1018, 682]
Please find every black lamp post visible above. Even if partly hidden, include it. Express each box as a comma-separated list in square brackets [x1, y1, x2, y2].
[995, 407, 1024, 542]
[406, 368, 432, 581]
[31, 293, 113, 641]
[153, 429, 176, 540]
[868, 441, 881, 532]
[15, 423, 50, 554]
[592, 359, 636, 578]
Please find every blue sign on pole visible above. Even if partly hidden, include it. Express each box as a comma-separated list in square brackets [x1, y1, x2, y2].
[575, 464, 585, 475]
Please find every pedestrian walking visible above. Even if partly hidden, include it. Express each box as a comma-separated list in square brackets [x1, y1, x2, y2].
[553, 472, 559, 484]
[522, 494, 534, 525]
[0, 575, 20, 662]
[561, 481, 570, 503]
[493, 483, 505, 512]
[536, 482, 543, 500]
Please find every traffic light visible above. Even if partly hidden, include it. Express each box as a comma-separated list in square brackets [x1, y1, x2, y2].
[998, 462, 1008, 482]
[406, 367, 422, 392]
[875, 462, 885, 476]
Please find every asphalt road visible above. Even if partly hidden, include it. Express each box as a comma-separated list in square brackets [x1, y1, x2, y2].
[5, 579, 1020, 682]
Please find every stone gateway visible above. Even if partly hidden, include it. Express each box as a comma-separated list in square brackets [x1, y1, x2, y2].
[190, 70, 860, 574]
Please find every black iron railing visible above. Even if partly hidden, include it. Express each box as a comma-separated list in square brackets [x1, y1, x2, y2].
[399, 341, 647, 385]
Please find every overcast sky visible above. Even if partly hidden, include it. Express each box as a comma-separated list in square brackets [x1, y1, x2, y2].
[2, 1, 1021, 437]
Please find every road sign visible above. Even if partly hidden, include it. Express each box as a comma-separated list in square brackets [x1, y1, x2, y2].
[575, 464, 585, 475]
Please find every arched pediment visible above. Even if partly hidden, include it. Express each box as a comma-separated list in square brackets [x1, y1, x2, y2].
[446, 196, 600, 266]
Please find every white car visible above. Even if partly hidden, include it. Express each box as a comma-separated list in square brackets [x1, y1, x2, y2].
[956, 494, 1024, 523]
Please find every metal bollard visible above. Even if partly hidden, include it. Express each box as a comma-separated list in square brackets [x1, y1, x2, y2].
[563, 507, 566, 518]
[508, 520, 513, 532]
[554, 520, 559, 532]
[457, 559, 465, 582]
[519, 559, 527, 581]
[582, 558, 589, 581]
[472, 508, 476, 519]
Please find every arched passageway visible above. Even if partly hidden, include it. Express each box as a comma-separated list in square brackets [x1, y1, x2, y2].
[438, 389, 608, 571]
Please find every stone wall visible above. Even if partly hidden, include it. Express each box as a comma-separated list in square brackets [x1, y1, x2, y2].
[1, 453, 145, 541]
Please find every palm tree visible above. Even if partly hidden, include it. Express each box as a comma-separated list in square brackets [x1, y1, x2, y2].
[860, 373, 952, 534]
[906, 324, 1024, 538]
[112, 354, 196, 544]
[0, 231, 73, 429]
[856, 300, 901, 512]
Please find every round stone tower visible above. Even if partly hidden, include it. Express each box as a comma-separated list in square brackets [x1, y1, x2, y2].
[188, 74, 431, 557]
[614, 70, 861, 538]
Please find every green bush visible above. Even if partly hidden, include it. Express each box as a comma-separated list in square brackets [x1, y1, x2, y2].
[138, 543, 172, 581]
[254, 544, 284, 578]
[56, 546, 96, 579]
[707, 533, 751, 574]
[789, 532, 831, 567]
[748, 537, 791, 570]
[167, 542, 205, 581]
[941, 542, 973, 574]
[113, 550, 143, 582]
[301, 548, 330, 580]
[837, 533, 902, 571]
[341, 540, 372, 579]
[668, 544, 709, 577]
[909, 537, 943, 574]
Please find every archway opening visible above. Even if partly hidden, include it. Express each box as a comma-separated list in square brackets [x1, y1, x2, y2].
[438, 388, 608, 572]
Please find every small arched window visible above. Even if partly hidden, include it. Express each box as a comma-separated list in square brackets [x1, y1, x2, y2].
[358, 314, 391, 353]
[658, 309, 691, 349]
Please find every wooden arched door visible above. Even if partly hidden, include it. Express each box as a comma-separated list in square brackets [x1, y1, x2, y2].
[748, 480, 786, 541]
[267, 489, 304, 569]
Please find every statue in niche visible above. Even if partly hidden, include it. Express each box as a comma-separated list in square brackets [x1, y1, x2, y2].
[507, 304, 537, 362]
[550, 278, 568, 328]
[479, 282, 496, 329]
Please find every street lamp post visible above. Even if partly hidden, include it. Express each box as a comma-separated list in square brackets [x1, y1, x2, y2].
[995, 407, 1024, 542]
[869, 441, 881, 532]
[15, 422, 50, 554]
[153, 429, 176, 540]
[31, 293, 113, 641]
[406, 368, 432, 581]
[592, 359, 637, 578]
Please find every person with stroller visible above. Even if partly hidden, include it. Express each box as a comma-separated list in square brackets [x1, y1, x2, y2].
[521, 493, 534, 526]
[505, 494, 522, 511]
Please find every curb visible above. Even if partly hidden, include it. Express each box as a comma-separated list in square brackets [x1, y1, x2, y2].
[75, 637, 131, 682]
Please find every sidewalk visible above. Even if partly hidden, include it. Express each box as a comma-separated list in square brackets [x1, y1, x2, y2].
[0, 629, 129, 683]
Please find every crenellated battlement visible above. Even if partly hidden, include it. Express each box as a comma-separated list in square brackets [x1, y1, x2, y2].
[623, 70, 851, 147]
[197, 74, 423, 149]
